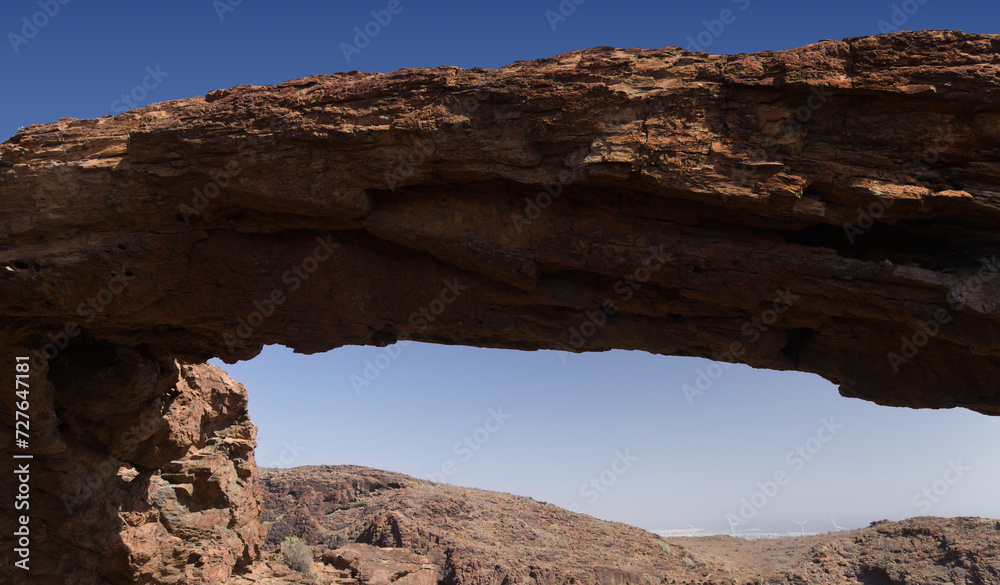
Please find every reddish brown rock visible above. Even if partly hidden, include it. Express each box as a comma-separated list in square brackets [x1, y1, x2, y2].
[3, 30, 1000, 414]
[0, 31, 1000, 414]
[258, 466, 713, 585]
[324, 544, 439, 585]
[120, 363, 263, 584]
[255, 465, 1000, 585]
[2, 29, 1000, 584]
[0, 349, 262, 585]
[229, 543, 437, 585]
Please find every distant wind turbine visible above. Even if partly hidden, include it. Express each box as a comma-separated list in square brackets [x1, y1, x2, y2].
[793, 519, 809, 536]
[830, 516, 847, 532]
[725, 515, 741, 537]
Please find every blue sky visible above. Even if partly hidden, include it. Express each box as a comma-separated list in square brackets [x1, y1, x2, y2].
[3, 0, 997, 534]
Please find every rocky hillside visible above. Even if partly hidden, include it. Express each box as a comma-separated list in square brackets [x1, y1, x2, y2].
[233, 465, 1000, 585]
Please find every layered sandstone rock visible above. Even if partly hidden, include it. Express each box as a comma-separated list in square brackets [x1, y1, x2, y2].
[2, 28, 1000, 584]
[3, 30, 1000, 414]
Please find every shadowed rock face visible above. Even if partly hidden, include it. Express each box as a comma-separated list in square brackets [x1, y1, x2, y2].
[1, 29, 999, 584]
[0, 349, 262, 584]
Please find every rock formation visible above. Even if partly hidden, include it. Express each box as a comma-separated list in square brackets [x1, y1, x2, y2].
[247, 465, 1000, 585]
[2, 28, 1000, 583]
[253, 465, 721, 585]
[0, 353, 262, 584]
[235, 542, 441, 585]
[4, 29, 1000, 413]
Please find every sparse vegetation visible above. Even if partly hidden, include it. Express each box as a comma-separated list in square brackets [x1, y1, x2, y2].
[263, 514, 284, 528]
[258, 468, 1000, 584]
[280, 536, 313, 574]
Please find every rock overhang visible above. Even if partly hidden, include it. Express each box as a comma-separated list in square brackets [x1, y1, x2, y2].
[4, 28, 1000, 584]
[3, 29, 1000, 413]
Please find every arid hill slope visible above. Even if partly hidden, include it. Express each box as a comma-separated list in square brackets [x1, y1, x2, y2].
[241, 465, 1000, 585]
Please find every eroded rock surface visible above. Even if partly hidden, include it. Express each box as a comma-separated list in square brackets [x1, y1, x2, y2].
[3, 30, 1000, 413]
[0, 349, 262, 584]
[257, 466, 712, 585]
[121, 362, 263, 584]
[231, 543, 438, 585]
[253, 466, 1000, 585]
[2, 28, 1000, 585]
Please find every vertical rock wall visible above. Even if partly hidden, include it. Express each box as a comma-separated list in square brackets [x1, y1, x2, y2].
[0, 335, 262, 584]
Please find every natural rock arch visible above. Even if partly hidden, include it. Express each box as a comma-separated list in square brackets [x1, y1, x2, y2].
[2, 29, 999, 584]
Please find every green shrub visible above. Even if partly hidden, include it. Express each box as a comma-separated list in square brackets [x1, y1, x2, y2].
[280, 537, 313, 573]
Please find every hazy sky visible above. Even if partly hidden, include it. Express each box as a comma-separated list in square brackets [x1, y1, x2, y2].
[3, 0, 997, 534]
